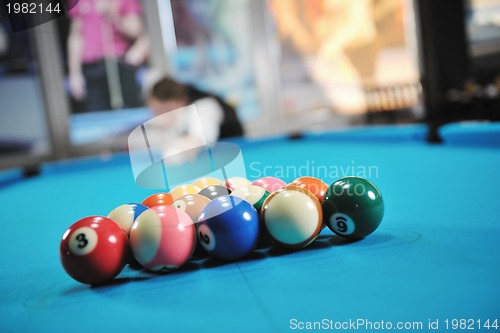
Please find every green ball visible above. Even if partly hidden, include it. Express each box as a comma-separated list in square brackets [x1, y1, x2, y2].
[322, 177, 384, 240]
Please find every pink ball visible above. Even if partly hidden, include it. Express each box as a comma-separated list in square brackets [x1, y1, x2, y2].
[130, 205, 195, 272]
[252, 177, 287, 193]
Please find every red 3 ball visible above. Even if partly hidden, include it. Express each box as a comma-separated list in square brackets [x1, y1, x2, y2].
[60, 216, 129, 285]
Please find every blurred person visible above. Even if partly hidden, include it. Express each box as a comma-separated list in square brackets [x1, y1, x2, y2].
[68, 0, 148, 112]
[129, 77, 243, 167]
[148, 77, 243, 143]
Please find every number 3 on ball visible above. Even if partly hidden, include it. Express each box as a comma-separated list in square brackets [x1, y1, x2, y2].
[68, 227, 98, 255]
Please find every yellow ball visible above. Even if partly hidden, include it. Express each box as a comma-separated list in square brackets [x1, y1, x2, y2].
[192, 177, 222, 189]
[171, 184, 201, 200]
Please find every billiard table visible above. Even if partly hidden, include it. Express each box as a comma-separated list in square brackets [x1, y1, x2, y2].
[1, 123, 499, 333]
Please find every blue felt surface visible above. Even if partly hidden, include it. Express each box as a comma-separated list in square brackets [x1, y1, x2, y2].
[439, 121, 500, 147]
[1, 132, 499, 333]
[305, 124, 429, 142]
[41, 153, 131, 175]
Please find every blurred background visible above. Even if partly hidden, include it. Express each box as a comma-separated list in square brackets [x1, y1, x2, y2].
[1, 0, 499, 170]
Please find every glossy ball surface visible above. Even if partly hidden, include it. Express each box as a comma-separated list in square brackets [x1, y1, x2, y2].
[322, 177, 384, 240]
[198, 185, 232, 200]
[261, 186, 322, 249]
[230, 185, 270, 213]
[224, 177, 251, 190]
[192, 177, 221, 189]
[107, 203, 148, 235]
[288, 176, 328, 202]
[170, 184, 201, 200]
[173, 194, 212, 259]
[130, 205, 196, 271]
[197, 196, 259, 260]
[142, 192, 174, 208]
[172, 194, 211, 222]
[60, 216, 129, 285]
[252, 177, 287, 192]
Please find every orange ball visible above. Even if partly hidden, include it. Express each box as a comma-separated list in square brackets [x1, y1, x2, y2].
[142, 192, 174, 208]
[288, 176, 328, 202]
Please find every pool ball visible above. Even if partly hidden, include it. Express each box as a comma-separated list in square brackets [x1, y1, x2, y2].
[197, 196, 259, 260]
[172, 194, 211, 222]
[107, 203, 148, 235]
[288, 176, 328, 202]
[224, 177, 251, 190]
[230, 185, 270, 213]
[198, 185, 231, 200]
[173, 194, 211, 258]
[142, 192, 174, 208]
[170, 184, 201, 200]
[286, 177, 328, 229]
[130, 205, 196, 271]
[252, 176, 287, 192]
[322, 177, 384, 240]
[60, 216, 129, 285]
[193, 177, 221, 189]
[260, 185, 322, 249]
